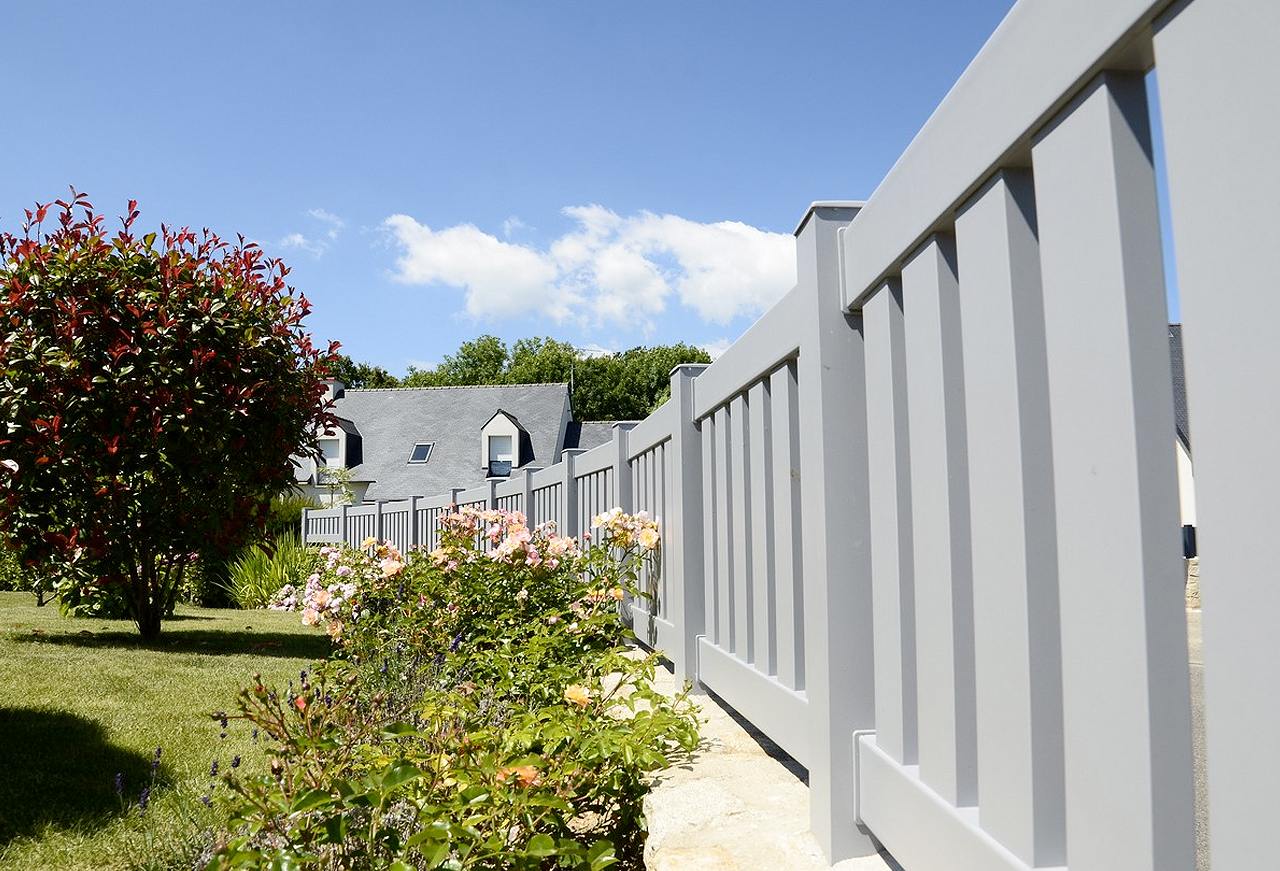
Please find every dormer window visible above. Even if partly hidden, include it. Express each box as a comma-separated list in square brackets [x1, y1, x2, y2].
[319, 436, 342, 468]
[408, 442, 434, 464]
[479, 409, 530, 476]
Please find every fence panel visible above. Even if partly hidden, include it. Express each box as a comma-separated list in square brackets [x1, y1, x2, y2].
[302, 508, 345, 544]
[379, 501, 413, 550]
[687, 275, 821, 780]
[529, 464, 567, 535]
[572, 439, 619, 539]
[412, 492, 459, 552]
[344, 504, 378, 549]
[455, 481, 496, 513]
[626, 401, 675, 653]
[494, 473, 528, 517]
[844, 2, 1198, 869]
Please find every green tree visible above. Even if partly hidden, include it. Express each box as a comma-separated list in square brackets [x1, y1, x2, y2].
[435, 334, 510, 385]
[506, 336, 577, 385]
[573, 343, 712, 420]
[396, 334, 711, 420]
[0, 193, 335, 638]
[401, 334, 510, 387]
[325, 353, 399, 389]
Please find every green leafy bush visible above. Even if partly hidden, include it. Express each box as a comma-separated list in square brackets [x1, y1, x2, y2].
[0, 541, 31, 592]
[211, 508, 698, 870]
[226, 534, 321, 610]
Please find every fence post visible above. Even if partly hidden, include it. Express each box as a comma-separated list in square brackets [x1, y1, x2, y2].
[562, 449, 583, 539]
[300, 507, 310, 543]
[795, 203, 878, 861]
[375, 500, 386, 543]
[667, 364, 709, 686]
[613, 424, 633, 515]
[409, 496, 420, 550]
[521, 467, 536, 521]
[340, 503, 350, 548]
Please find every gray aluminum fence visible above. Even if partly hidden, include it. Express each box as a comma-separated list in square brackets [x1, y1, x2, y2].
[303, 0, 1276, 866]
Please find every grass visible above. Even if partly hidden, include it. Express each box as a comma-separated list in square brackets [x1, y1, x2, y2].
[0, 591, 332, 871]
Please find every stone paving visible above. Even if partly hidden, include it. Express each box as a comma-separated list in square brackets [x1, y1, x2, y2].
[642, 663, 900, 871]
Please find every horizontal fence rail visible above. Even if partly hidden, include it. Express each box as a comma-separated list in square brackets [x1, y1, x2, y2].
[300, 0, 1273, 866]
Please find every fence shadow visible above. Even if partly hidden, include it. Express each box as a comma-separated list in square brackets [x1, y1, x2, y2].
[0, 708, 154, 846]
[11, 628, 332, 659]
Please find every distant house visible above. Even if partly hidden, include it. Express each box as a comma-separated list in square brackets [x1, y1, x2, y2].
[293, 381, 618, 504]
[1170, 324, 1197, 556]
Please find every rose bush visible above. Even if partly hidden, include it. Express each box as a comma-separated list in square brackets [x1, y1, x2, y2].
[210, 507, 697, 871]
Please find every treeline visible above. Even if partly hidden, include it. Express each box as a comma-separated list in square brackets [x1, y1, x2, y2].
[326, 335, 712, 421]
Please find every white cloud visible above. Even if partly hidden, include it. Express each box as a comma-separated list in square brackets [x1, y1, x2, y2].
[700, 338, 733, 360]
[384, 216, 570, 320]
[383, 206, 796, 329]
[278, 208, 347, 258]
[308, 208, 346, 240]
[279, 232, 325, 257]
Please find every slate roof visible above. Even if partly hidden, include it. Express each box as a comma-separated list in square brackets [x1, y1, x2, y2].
[563, 421, 630, 453]
[1169, 324, 1191, 450]
[331, 383, 571, 501]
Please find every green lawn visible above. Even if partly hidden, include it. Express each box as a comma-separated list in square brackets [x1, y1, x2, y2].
[0, 592, 331, 871]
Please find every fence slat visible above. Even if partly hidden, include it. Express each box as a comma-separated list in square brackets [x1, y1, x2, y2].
[902, 233, 978, 809]
[701, 414, 721, 649]
[955, 169, 1065, 866]
[1157, 3, 1280, 860]
[1152, 4, 1280, 867]
[747, 379, 775, 674]
[768, 360, 804, 692]
[863, 280, 917, 768]
[1032, 70, 1194, 871]
[729, 396, 752, 658]
[713, 405, 733, 650]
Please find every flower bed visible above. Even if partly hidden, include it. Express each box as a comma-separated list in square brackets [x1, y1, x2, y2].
[210, 507, 698, 870]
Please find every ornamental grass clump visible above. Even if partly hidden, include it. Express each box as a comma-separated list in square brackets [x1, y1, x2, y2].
[211, 508, 697, 871]
[228, 534, 322, 610]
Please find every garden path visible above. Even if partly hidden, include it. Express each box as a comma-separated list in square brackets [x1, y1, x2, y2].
[641, 655, 900, 871]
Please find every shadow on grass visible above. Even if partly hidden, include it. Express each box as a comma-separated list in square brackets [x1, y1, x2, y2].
[10, 628, 333, 659]
[0, 708, 156, 846]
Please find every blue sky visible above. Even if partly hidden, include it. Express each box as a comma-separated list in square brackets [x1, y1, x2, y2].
[1, 1, 1020, 374]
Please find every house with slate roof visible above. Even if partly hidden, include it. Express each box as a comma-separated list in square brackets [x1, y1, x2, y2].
[1169, 324, 1197, 554]
[293, 380, 619, 505]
